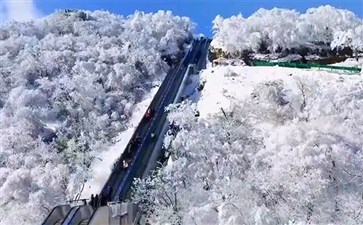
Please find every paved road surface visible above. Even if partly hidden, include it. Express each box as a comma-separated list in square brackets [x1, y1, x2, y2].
[100, 39, 208, 202]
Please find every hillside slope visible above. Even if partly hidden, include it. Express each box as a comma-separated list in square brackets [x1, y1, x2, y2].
[0, 10, 194, 224]
[134, 63, 363, 225]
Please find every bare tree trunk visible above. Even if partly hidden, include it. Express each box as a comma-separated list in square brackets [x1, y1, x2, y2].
[326, 147, 339, 221]
[331, 160, 339, 214]
[306, 202, 314, 223]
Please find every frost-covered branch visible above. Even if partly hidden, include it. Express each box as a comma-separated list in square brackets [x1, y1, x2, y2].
[0, 9, 194, 225]
[212, 6, 363, 55]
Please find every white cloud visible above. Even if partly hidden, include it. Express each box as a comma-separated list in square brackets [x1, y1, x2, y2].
[1, 0, 42, 23]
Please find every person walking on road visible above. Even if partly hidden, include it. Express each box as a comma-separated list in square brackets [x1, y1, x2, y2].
[145, 108, 151, 120]
[122, 158, 132, 168]
[107, 186, 113, 203]
[126, 141, 134, 155]
[90, 194, 95, 208]
[135, 132, 141, 147]
[150, 132, 157, 141]
[95, 194, 99, 208]
[145, 108, 155, 121]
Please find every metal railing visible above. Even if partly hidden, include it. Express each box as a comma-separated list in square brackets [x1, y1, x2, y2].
[251, 61, 361, 74]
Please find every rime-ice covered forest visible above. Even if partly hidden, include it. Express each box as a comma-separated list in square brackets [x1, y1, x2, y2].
[1, 5, 363, 225]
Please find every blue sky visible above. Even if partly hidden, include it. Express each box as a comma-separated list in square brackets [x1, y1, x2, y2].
[2, 0, 363, 35]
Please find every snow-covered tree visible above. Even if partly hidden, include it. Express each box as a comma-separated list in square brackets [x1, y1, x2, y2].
[0, 9, 194, 224]
[212, 5, 363, 55]
[133, 101, 263, 224]
[134, 74, 363, 224]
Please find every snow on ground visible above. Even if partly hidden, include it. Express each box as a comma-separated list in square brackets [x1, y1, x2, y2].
[173, 56, 363, 120]
[181, 72, 201, 102]
[331, 57, 363, 67]
[152, 59, 363, 225]
[197, 64, 362, 118]
[81, 86, 159, 198]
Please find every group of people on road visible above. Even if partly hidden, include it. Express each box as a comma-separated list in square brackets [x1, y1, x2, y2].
[145, 107, 158, 141]
[88, 186, 113, 209]
[87, 106, 158, 210]
[122, 132, 141, 169]
[121, 106, 162, 170]
[118, 107, 157, 170]
[88, 194, 100, 209]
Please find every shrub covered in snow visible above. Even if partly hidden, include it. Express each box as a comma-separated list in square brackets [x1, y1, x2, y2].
[0, 9, 194, 224]
[134, 71, 363, 224]
[212, 5, 363, 56]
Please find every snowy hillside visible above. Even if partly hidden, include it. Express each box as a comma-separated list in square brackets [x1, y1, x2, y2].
[0, 10, 194, 224]
[212, 5, 363, 55]
[332, 57, 363, 68]
[134, 64, 363, 224]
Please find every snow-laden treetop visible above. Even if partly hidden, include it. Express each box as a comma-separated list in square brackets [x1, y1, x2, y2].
[0, 9, 194, 225]
[212, 5, 363, 53]
[0, 9, 194, 53]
